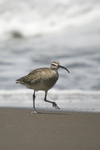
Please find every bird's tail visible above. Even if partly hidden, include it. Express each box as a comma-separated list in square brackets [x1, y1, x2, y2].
[16, 79, 20, 84]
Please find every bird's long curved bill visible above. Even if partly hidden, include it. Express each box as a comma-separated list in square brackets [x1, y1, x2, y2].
[59, 65, 70, 73]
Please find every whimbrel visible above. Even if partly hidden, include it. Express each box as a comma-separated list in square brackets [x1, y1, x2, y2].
[16, 62, 70, 113]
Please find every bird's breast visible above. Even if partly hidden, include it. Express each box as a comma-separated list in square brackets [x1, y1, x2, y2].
[39, 69, 59, 91]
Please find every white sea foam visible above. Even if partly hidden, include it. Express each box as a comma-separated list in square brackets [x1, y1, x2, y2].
[0, 0, 100, 39]
[0, 89, 100, 113]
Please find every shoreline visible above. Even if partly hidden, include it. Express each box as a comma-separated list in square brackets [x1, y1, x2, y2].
[0, 106, 100, 113]
[0, 107, 100, 150]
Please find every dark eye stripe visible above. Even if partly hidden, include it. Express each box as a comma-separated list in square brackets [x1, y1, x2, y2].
[52, 63, 56, 66]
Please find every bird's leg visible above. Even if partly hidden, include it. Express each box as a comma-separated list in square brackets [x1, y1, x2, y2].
[44, 92, 60, 109]
[31, 91, 37, 113]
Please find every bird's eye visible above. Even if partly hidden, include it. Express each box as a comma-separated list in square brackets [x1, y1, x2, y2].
[52, 64, 56, 66]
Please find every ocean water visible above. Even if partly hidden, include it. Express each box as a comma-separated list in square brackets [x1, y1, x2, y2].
[0, 0, 100, 112]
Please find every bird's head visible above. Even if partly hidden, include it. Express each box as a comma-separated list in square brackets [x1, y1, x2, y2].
[50, 61, 70, 73]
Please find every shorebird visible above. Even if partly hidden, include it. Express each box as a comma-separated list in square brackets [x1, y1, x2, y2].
[16, 62, 70, 113]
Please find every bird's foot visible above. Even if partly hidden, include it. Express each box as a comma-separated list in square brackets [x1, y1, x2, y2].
[31, 110, 37, 114]
[52, 102, 60, 109]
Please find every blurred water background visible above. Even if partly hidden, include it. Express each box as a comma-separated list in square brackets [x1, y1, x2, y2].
[0, 0, 100, 112]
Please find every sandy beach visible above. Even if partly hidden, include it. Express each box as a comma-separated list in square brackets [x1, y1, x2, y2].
[0, 108, 100, 150]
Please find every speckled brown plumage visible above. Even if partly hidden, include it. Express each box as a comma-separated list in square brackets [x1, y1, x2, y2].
[16, 68, 58, 91]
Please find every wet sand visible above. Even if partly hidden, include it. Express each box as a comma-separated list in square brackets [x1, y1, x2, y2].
[0, 108, 100, 150]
